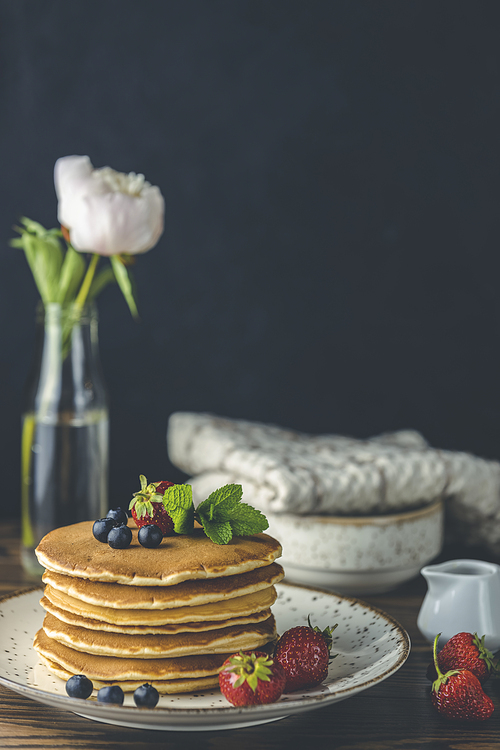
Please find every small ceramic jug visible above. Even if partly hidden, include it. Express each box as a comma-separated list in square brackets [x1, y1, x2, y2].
[417, 559, 500, 651]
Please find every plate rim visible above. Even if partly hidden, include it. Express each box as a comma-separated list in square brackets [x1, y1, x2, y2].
[0, 581, 410, 727]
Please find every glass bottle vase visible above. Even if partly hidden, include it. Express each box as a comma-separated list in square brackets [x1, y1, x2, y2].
[21, 302, 109, 576]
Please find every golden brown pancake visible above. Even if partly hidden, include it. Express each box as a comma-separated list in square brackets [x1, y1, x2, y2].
[42, 612, 276, 658]
[36, 522, 282, 585]
[37, 653, 220, 693]
[42, 562, 284, 609]
[41, 587, 276, 631]
[41, 595, 273, 635]
[34, 629, 275, 683]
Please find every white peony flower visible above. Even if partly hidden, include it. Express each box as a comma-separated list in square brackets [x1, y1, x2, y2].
[54, 155, 165, 256]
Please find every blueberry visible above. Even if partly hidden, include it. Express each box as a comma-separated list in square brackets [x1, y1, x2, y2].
[93, 518, 115, 543]
[107, 507, 128, 525]
[65, 674, 93, 699]
[107, 524, 132, 549]
[97, 685, 124, 705]
[138, 524, 163, 548]
[133, 683, 160, 708]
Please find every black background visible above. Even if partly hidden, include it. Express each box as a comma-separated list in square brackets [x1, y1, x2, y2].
[1, 0, 500, 518]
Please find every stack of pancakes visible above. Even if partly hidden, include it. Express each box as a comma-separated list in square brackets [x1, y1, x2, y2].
[34, 520, 283, 694]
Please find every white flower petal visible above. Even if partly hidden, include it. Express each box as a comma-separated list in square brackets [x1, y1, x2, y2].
[54, 155, 164, 256]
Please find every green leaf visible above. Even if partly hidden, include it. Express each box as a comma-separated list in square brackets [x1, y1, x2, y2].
[194, 483, 269, 544]
[12, 220, 64, 304]
[162, 484, 195, 535]
[20, 232, 49, 302]
[18, 217, 62, 239]
[58, 245, 86, 304]
[228, 502, 269, 537]
[41, 234, 63, 302]
[196, 484, 242, 523]
[199, 516, 233, 545]
[110, 255, 139, 319]
[31, 233, 63, 303]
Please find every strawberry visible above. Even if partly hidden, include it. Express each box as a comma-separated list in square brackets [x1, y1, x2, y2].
[274, 616, 337, 692]
[431, 633, 494, 721]
[128, 475, 175, 536]
[426, 632, 498, 684]
[218, 651, 286, 706]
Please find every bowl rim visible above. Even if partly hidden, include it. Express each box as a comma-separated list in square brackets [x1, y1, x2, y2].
[267, 497, 443, 527]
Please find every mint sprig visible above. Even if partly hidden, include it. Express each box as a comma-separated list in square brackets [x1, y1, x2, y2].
[162, 483, 195, 535]
[162, 483, 268, 545]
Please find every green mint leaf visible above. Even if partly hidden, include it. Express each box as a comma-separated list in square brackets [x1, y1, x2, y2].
[228, 502, 269, 537]
[163, 484, 195, 535]
[199, 516, 233, 545]
[195, 483, 269, 543]
[207, 484, 243, 510]
[196, 484, 243, 524]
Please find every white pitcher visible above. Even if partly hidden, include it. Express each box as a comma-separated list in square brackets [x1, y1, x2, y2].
[417, 559, 500, 651]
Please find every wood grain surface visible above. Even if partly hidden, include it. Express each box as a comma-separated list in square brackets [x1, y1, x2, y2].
[1, 521, 500, 750]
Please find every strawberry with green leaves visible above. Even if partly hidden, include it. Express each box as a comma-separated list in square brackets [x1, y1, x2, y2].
[426, 632, 498, 684]
[274, 617, 337, 692]
[431, 633, 494, 721]
[129, 476, 175, 536]
[219, 651, 286, 706]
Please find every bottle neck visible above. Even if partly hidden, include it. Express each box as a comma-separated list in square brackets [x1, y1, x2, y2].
[38, 301, 100, 344]
[26, 302, 107, 422]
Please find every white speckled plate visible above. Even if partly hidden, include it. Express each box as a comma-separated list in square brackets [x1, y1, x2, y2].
[0, 583, 410, 731]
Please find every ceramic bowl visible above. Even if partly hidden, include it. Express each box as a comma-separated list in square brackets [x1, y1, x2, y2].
[266, 498, 444, 595]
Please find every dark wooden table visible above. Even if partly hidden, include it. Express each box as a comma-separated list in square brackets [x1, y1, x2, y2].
[1, 520, 500, 750]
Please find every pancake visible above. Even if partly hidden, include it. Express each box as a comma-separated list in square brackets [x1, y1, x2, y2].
[41, 595, 273, 635]
[42, 586, 276, 630]
[42, 612, 277, 658]
[36, 522, 282, 585]
[42, 562, 284, 609]
[37, 653, 220, 693]
[34, 628, 234, 682]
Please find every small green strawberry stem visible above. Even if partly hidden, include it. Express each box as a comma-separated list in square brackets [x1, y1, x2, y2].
[432, 633, 460, 694]
[431, 633, 447, 696]
[433, 633, 443, 680]
[307, 614, 338, 655]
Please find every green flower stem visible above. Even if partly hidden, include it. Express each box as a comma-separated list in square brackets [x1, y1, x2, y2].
[21, 413, 36, 548]
[74, 253, 100, 312]
[60, 253, 100, 359]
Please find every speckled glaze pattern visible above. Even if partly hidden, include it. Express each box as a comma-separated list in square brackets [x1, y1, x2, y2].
[0, 584, 409, 731]
[266, 499, 444, 594]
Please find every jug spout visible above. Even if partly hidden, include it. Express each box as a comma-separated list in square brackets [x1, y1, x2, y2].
[417, 559, 500, 651]
[420, 566, 449, 596]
